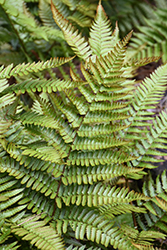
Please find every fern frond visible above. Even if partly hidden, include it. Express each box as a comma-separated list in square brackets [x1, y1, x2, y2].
[62, 164, 141, 185]
[20, 142, 65, 163]
[72, 136, 129, 150]
[123, 63, 167, 169]
[52, 0, 96, 27]
[1, 78, 84, 95]
[0, 156, 61, 199]
[66, 245, 101, 250]
[89, 2, 118, 57]
[121, 224, 165, 246]
[51, 1, 92, 60]
[0, 56, 74, 79]
[129, 7, 167, 63]
[67, 149, 137, 167]
[65, 89, 89, 115]
[0, 52, 26, 66]
[132, 243, 161, 250]
[83, 111, 130, 124]
[52, 205, 137, 249]
[57, 183, 149, 207]
[1, 1, 167, 249]
[12, 215, 65, 250]
[39, 0, 59, 28]
[101, 0, 154, 36]
[78, 123, 130, 137]
[0, 241, 19, 250]
[20, 111, 59, 129]
[0, 173, 27, 223]
[99, 203, 146, 219]
[135, 171, 167, 234]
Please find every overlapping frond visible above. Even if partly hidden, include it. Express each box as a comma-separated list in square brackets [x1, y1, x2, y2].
[0, 1, 167, 249]
[135, 171, 167, 235]
[12, 215, 65, 250]
[52, 205, 138, 250]
[121, 224, 165, 247]
[51, 1, 92, 60]
[51, 0, 96, 27]
[122, 63, 167, 170]
[129, 6, 167, 63]
[101, 0, 154, 36]
[99, 203, 146, 219]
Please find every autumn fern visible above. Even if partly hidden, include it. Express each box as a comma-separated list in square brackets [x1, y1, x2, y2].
[0, 1, 167, 250]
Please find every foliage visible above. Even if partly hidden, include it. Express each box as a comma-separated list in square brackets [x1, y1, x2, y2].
[0, 0, 167, 250]
[0, 0, 96, 67]
[96, 0, 155, 36]
[129, 0, 167, 63]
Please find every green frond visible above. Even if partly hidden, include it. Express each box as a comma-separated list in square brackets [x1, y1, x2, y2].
[129, 10, 167, 62]
[0, 93, 16, 109]
[51, 1, 92, 60]
[135, 171, 167, 234]
[1, 78, 84, 95]
[155, 197, 167, 212]
[20, 111, 59, 129]
[0, 52, 26, 66]
[0, 241, 19, 250]
[52, 205, 137, 249]
[57, 183, 148, 208]
[12, 215, 65, 250]
[1, 1, 167, 249]
[65, 89, 89, 115]
[52, 0, 96, 27]
[66, 245, 101, 250]
[121, 224, 165, 246]
[99, 203, 146, 219]
[101, 0, 154, 35]
[68, 12, 92, 27]
[39, 0, 59, 28]
[62, 164, 142, 185]
[67, 149, 137, 167]
[128, 63, 167, 119]
[0, 173, 27, 222]
[72, 136, 129, 151]
[0, 56, 74, 79]
[89, 3, 118, 57]
[89, 101, 127, 111]
[83, 111, 130, 124]
[20, 142, 65, 163]
[77, 123, 130, 137]
[123, 63, 167, 169]
[0, 157, 61, 199]
[132, 244, 162, 250]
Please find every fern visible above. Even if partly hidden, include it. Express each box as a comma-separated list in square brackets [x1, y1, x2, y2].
[0, 1, 167, 249]
[100, 0, 155, 36]
[135, 170, 167, 236]
[128, 0, 167, 63]
[11, 215, 65, 250]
